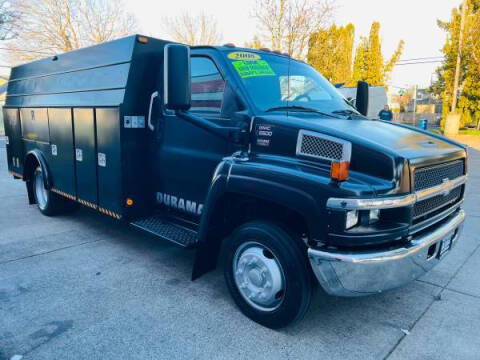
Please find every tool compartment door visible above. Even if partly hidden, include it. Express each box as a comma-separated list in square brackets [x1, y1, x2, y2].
[73, 108, 97, 207]
[96, 108, 122, 216]
[48, 108, 76, 198]
[3, 108, 23, 173]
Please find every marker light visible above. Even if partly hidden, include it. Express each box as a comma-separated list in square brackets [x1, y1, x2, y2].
[331, 161, 349, 182]
[126, 198, 134, 206]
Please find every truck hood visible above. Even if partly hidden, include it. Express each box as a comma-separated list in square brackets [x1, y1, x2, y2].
[251, 114, 467, 190]
[260, 114, 465, 162]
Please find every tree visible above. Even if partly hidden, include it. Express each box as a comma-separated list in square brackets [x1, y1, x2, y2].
[350, 21, 404, 87]
[431, 0, 480, 128]
[0, 0, 16, 40]
[363, 22, 383, 85]
[307, 23, 354, 84]
[7, 0, 137, 62]
[245, 35, 265, 49]
[252, 0, 335, 59]
[163, 12, 222, 46]
[351, 37, 367, 85]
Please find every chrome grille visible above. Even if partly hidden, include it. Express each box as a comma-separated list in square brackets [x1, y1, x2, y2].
[413, 186, 462, 219]
[296, 130, 351, 162]
[414, 160, 464, 191]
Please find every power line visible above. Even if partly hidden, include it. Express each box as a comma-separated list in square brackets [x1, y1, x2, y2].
[0, 47, 54, 55]
[395, 60, 443, 66]
[397, 56, 443, 63]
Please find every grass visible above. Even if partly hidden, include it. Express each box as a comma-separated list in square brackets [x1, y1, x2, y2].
[459, 129, 480, 136]
[428, 128, 480, 136]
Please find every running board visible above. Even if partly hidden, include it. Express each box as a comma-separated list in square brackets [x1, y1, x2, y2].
[130, 215, 198, 248]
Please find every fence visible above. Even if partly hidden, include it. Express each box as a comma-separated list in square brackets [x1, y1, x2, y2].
[394, 112, 441, 129]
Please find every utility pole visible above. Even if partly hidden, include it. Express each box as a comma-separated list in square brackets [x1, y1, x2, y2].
[445, 0, 468, 136]
[451, 0, 467, 113]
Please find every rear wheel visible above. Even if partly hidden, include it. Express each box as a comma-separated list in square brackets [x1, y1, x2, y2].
[33, 166, 65, 216]
[224, 221, 313, 328]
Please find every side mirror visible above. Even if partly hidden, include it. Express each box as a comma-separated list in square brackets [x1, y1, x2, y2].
[355, 81, 369, 116]
[164, 44, 191, 111]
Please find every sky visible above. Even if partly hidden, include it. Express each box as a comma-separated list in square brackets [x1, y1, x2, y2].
[0, 0, 462, 91]
[125, 0, 462, 91]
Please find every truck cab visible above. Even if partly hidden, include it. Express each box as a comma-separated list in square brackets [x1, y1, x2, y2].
[3, 36, 468, 328]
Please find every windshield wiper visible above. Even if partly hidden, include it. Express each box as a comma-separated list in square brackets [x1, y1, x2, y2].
[265, 105, 341, 119]
[331, 109, 360, 116]
[331, 109, 362, 119]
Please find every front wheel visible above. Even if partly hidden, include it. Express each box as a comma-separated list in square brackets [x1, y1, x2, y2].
[223, 221, 313, 328]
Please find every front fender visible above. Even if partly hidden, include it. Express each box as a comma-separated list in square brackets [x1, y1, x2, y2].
[198, 158, 324, 243]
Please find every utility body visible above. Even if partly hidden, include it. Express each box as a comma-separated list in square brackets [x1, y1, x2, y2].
[3, 35, 468, 328]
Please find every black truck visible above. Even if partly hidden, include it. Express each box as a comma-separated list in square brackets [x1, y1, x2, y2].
[3, 35, 468, 328]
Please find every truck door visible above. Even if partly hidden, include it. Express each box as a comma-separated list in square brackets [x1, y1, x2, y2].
[156, 55, 233, 218]
[3, 108, 23, 174]
[73, 108, 98, 208]
[48, 108, 76, 198]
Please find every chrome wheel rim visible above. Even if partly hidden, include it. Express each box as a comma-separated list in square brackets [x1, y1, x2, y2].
[34, 170, 48, 210]
[233, 241, 286, 312]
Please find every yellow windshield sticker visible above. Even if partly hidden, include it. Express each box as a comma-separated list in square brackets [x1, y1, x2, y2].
[228, 52, 261, 61]
[232, 60, 276, 78]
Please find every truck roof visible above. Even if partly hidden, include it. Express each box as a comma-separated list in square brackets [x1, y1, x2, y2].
[192, 44, 294, 60]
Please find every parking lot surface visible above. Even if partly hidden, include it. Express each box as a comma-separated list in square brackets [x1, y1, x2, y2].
[1, 142, 480, 360]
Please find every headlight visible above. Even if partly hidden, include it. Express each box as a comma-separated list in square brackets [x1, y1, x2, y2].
[346, 209, 379, 229]
[345, 210, 359, 229]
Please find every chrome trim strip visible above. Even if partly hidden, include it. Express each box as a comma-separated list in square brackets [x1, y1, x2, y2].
[327, 175, 467, 210]
[327, 194, 416, 210]
[296, 130, 352, 162]
[415, 175, 467, 201]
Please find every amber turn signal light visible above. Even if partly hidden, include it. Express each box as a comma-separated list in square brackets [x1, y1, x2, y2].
[331, 161, 349, 182]
[126, 198, 134, 206]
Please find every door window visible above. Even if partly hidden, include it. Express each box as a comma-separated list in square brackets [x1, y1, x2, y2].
[191, 57, 225, 115]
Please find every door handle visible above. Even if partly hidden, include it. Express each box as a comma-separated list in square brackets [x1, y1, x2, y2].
[148, 91, 159, 131]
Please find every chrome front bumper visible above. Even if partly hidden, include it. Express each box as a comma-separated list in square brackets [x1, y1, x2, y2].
[308, 209, 465, 297]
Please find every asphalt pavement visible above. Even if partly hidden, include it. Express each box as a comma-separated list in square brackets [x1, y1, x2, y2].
[1, 142, 479, 360]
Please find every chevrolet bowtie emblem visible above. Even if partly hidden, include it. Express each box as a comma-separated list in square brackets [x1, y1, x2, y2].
[441, 178, 452, 196]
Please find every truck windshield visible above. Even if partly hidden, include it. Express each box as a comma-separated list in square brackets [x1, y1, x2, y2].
[225, 51, 357, 116]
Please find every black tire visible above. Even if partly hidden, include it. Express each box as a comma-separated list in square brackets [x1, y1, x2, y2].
[223, 221, 313, 328]
[32, 166, 65, 216]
